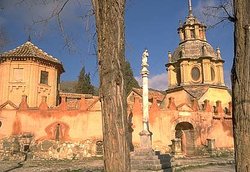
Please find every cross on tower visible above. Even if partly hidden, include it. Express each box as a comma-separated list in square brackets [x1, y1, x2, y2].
[188, 0, 193, 16]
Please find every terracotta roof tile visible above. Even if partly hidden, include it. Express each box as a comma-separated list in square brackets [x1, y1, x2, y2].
[1, 41, 62, 65]
[184, 86, 209, 99]
[132, 88, 165, 102]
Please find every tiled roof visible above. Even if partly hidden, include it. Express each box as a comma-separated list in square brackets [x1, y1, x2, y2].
[1, 41, 62, 65]
[132, 88, 166, 102]
[0, 100, 18, 109]
[171, 40, 217, 62]
[184, 86, 209, 99]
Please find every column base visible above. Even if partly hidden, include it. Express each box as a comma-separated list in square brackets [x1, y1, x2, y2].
[139, 130, 152, 150]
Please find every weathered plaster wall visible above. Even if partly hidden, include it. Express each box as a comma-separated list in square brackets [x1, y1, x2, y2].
[0, 61, 60, 108]
[0, 98, 102, 143]
[199, 87, 231, 108]
[0, 93, 233, 157]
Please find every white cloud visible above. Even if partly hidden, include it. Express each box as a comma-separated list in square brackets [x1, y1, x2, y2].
[135, 72, 168, 91]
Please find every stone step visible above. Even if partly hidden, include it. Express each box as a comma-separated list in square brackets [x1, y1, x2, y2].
[131, 150, 173, 171]
[130, 151, 155, 157]
[131, 154, 173, 161]
[131, 155, 160, 160]
[131, 163, 171, 171]
[131, 159, 171, 166]
[131, 169, 172, 172]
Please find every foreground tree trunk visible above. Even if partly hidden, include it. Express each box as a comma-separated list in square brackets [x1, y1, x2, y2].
[91, 0, 130, 171]
[232, 0, 250, 171]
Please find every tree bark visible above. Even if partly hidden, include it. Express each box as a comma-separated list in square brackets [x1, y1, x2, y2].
[232, 0, 250, 171]
[91, 0, 130, 171]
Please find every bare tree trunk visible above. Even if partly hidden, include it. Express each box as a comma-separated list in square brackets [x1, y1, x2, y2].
[232, 0, 250, 171]
[91, 0, 130, 171]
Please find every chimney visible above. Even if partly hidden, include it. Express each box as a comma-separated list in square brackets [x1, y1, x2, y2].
[19, 95, 29, 110]
[39, 96, 48, 110]
[168, 97, 176, 110]
[59, 95, 67, 110]
[191, 99, 199, 111]
[203, 99, 211, 112]
[215, 100, 223, 114]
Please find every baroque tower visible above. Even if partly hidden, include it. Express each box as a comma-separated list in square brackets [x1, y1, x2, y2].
[165, 0, 230, 107]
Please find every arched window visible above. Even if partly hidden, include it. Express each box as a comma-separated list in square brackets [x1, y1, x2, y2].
[0, 121, 2, 128]
[190, 29, 195, 38]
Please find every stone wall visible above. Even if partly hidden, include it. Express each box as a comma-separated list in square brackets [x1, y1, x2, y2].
[0, 93, 233, 159]
[0, 134, 103, 161]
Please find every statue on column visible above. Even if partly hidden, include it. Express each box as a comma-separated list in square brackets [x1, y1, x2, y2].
[142, 49, 149, 66]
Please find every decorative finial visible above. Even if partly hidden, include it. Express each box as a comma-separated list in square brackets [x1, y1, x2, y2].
[216, 47, 221, 59]
[168, 51, 172, 62]
[181, 45, 185, 57]
[202, 43, 208, 56]
[179, 20, 182, 27]
[188, 0, 193, 16]
[28, 35, 32, 42]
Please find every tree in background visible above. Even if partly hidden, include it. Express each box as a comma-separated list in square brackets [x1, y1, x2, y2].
[75, 66, 94, 94]
[124, 60, 139, 95]
[232, 0, 250, 171]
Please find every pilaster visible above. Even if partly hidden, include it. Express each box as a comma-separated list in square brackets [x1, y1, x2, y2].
[180, 61, 189, 85]
[168, 65, 177, 88]
[202, 59, 211, 84]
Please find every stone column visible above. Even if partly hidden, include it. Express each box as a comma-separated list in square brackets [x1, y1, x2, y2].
[207, 139, 215, 154]
[139, 49, 152, 149]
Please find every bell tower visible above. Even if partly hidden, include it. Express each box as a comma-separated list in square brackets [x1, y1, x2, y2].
[166, 0, 225, 89]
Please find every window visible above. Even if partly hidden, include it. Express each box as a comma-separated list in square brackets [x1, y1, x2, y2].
[191, 67, 200, 81]
[0, 121, 2, 128]
[13, 68, 23, 82]
[211, 67, 215, 81]
[40, 71, 48, 85]
[190, 29, 195, 38]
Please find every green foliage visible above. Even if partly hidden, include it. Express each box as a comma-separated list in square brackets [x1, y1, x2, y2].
[124, 61, 139, 95]
[60, 81, 78, 93]
[75, 66, 95, 94]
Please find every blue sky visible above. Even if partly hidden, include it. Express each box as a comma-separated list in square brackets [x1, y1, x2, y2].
[0, 0, 234, 90]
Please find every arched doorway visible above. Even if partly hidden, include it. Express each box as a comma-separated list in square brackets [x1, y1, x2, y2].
[175, 122, 195, 155]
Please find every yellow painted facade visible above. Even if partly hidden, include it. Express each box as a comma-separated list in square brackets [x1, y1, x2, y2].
[0, 41, 64, 107]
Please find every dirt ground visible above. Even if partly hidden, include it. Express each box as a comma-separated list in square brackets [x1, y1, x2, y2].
[0, 156, 235, 172]
[179, 164, 235, 172]
[0, 159, 104, 172]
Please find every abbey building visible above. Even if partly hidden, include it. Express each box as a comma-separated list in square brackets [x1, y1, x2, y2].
[0, 3, 233, 160]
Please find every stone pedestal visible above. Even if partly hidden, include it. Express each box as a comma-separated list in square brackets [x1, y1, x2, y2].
[171, 139, 184, 158]
[139, 129, 152, 150]
[207, 138, 215, 154]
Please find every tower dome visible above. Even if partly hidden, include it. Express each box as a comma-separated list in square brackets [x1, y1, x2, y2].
[166, 0, 225, 89]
